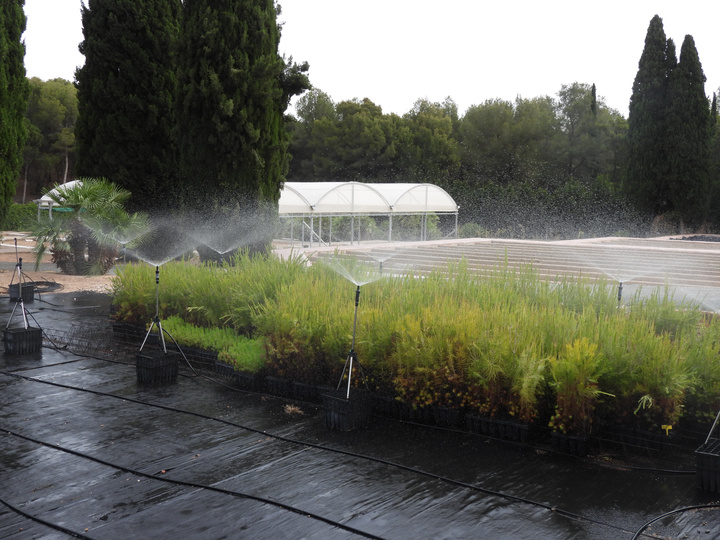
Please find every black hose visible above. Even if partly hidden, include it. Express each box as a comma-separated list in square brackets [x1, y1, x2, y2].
[1, 428, 384, 540]
[0, 494, 94, 539]
[630, 503, 720, 539]
[0, 370, 640, 537]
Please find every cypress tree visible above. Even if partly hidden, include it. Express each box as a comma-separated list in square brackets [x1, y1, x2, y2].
[0, 1, 29, 224]
[175, 0, 308, 249]
[75, 0, 180, 210]
[665, 35, 711, 225]
[627, 15, 676, 214]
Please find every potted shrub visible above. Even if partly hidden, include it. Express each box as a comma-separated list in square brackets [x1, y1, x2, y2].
[549, 338, 610, 455]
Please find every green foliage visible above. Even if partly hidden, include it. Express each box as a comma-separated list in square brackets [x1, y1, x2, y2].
[665, 35, 712, 225]
[75, 0, 180, 210]
[1, 202, 37, 230]
[111, 251, 720, 434]
[22, 78, 78, 197]
[0, 1, 29, 225]
[160, 315, 266, 373]
[176, 0, 309, 238]
[30, 178, 146, 274]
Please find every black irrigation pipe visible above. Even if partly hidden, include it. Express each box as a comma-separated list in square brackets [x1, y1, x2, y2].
[0, 370, 646, 538]
[0, 495, 94, 539]
[630, 503, 720, 540]
[1, 428, 384, 540]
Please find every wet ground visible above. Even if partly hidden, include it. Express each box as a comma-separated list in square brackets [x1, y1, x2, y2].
[1, 292, 720, 539]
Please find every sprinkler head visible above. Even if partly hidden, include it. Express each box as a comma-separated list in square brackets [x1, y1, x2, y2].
[156, 266, 160, 284]
[617, 281, 623, 303]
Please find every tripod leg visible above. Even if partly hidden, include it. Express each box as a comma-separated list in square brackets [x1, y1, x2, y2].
[156, 319, 167, 353]
[336, 353, 352, 392]
[139, 320, 157, 352]
[161, 327, 198, 376]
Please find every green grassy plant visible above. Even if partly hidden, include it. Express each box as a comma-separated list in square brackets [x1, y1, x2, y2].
[111, 251, 720, 435]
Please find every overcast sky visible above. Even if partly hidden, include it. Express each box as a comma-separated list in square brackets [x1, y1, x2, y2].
[22, 0, 720, 117]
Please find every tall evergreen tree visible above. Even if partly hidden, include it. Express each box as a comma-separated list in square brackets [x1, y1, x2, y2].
[626, 15, 676, 214]
[75, 0, 180, 210]
[665, 35, 711, 225]
[0, 1, 29, 224]
[175, 0, 308, 247]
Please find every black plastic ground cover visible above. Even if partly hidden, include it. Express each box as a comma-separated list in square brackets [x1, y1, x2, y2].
[1, 292, 719, 539]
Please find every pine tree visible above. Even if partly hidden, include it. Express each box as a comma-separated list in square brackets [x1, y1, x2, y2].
[0, 1, 29, 224]
[626, 15, 676, 214]
[175, 0, 308, 249]
[665, 35, 711, 225]
[75, 0, 180, 210]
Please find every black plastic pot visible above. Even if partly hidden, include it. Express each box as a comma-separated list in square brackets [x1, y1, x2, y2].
[136, 350, 179, 384]
[551, 432, 591, 456]
[235, 372, 263, 391]
[3, 326, 42, 354]
[696, 438, 720, 492]
[214, 361, 235, 378]
[322, 389, 371, 431]
[293, 381, 321, 403]
[495, 419, 530, 443]
[368, 394, 402, 419]
[466, 415, 499, 437]
[265, 376, 292, 397]
[432, 406, 463, 427]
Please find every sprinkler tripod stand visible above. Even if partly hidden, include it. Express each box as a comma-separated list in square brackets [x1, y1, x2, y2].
[336, 285, 369, 399]
[3, 256, 42, 354]
[138, 266, 196, 377]
[324, 283, 372, 431]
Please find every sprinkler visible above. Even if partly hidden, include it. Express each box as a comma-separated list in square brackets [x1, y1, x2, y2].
[3, 253, 43, 354]
[337, 284, 368, 399]
[617, 281, 623, 303]
[6, 257, 30, 330]
[138, 265, 196, 374]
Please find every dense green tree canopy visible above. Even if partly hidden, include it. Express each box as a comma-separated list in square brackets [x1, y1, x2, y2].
[0, 1, 29, 223]
[23, 78, 78, 197]
[626, 15, 676, 213]
[665, 35, 711, 224]
[75, 0, 181, 210]
[176, 0, 308, 212]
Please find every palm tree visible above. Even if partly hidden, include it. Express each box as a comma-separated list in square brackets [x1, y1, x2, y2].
[31, 178, 149, 275]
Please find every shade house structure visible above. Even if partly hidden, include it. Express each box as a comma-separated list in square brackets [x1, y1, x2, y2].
[34, 179, 84, 219]
[279, 182, 459, 247]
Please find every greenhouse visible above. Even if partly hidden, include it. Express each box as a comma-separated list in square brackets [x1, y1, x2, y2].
[279, 181, 459, 246]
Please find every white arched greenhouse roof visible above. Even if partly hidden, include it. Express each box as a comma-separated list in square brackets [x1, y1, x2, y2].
[279, 182, 458, 216]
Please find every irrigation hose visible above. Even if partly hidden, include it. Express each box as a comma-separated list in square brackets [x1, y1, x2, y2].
[0, 494, 94, 539]
[1, 428, 385, 540]
[630, 503, 720, 540]
[0, 370, 642, 537]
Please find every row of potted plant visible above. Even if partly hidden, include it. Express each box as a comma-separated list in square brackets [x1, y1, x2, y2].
[111, 252, 720, 442]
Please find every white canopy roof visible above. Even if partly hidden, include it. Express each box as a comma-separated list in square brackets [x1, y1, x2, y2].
[279, 182, 458, 215]
[36, 180, 83, 208]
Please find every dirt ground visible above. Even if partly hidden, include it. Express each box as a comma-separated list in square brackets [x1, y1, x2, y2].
[0, 233, 114, 295]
